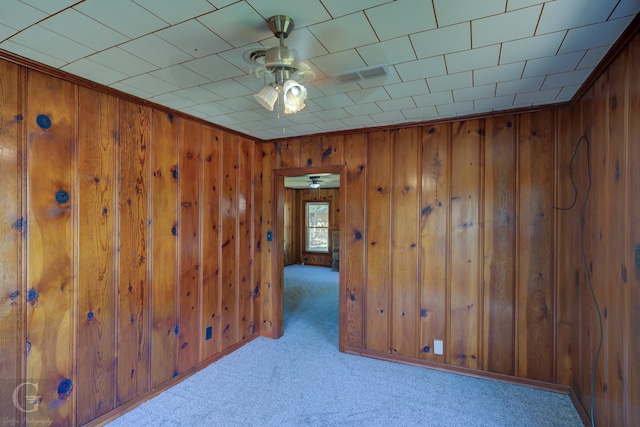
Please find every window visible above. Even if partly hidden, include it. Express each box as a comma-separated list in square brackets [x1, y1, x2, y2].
[305, 202, 329, 252]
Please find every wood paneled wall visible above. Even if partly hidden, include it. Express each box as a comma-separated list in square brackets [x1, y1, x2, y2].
[0, 63, 260, 426]
[556, 31, 640, 427]
[283, 187, 340, 267]
[260, 113, 558, 379]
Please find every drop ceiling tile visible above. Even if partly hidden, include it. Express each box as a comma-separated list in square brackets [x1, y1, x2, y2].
[227, 110, 265, 123]
[174, 87, 222, 104]
[156, 20, 232, 58]
[310, 50, 367, 76]
[556, 84, 581, 101]
[285, 112, 323, 125]
[344, 103, 383, 116]
[0, 40, 66, 68]
[111, 81, 154, 99]
[507, 0, 546, 10]
[182, 55, 245, 82]
[118, 74, 180, 96]
[21, 0, 79, 14]
[315, 109, 351, 121]
[536, 0, 619, 35]
[577, 46, 609, 69]
[500, 31, 566, 64]
[133, 0, 215, 25]
[357, 36, 416, 66]
[314, 93, 356, 110]
[75, 0, 169, 39]
[559, 17, 634, 54]
[197, 3, 270, 48]
[542, 68, 592, 90]
[496, 76, 544, 96]
[148, 93, 197, 110]
[445, 45, 500, 74]
[0, 2, 46, 30]
[9, 25, 94, 63]
[191, 102, 233, 117]
[401, 105, 438, 120]
[322, 0, 391, 18]
[611, 0, 640, 18]
[369, 110, 406, 123]
[0, 23, 17, 40]
[288, 123, 324, 133]
[377, 96, 416, 112]
[396, 56, 447, 82]
[366, 0, 437, 41]
[341, 115, 376, 127]
[237, 120, 271, 131]
[180, 107, 212, 119]
[40, 9, 129, 51]
[88, 47, 158, 76]
[427, 71, 472, 92]
[313, 119, 348, 131]
[246, 0, 331, 28]
[218, 96, 261, 112]
[411, 23, 470, 59]
[436, 101, 475, 116]
[209, 115, 239, 127]
[120, 35, 194, 68]
[522, 51, 585, 78]
[474, 94, 515, 111]
[311, 78, 361, 96]
[151, 65, 210, 88]
[259, 117, 296, 128]
[385, 80, 429, 99]
[346, 87, 390, 104]
[413, 90, 454, 107]
[474, 62, 524, 86]
[514, 87, 561, 104]
[62, 58, 128, 85]
[433, 0, 506, 27]
[203, 80, 254, 98]
[453, 84, 496, 102]
[233, 74, 269, 92]
[472, 5, 541, 48]
[309, 12, 377, 53]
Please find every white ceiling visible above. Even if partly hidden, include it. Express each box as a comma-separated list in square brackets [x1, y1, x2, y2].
[285, 173, 340, 189]
[1, 0, 638, 141]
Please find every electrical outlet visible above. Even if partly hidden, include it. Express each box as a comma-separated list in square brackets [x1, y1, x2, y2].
[434, 339, 443, 355]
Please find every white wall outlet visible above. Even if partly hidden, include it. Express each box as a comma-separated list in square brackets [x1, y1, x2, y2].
[434, 339, 444, 355]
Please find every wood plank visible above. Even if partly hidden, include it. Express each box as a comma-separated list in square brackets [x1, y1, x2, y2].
[299, 137, 322, 167]
[627, 33, 640, 427]
[252, 141, 264, 338]
[449, 120, 481, 370]
[283, 188, 294, 265]
[391, 128, 420, 358]
[419, 124, 449, 362]
[177, 120, 202, 373]
[150, 111, 178, 387]
[278, 139, 299, 169]
[365, 131, 392, 353]
[343, 133, 366, 349]
[0, 60, 22, 423]
[605, 50, 627, 427]
[260, 142, 276, 337]
[25, 70, 76, 425]
[555, 107, 580, 389]
[517, 111, 555, 382]
[482, 115, 516, 375]
[220, 135, 239, 349]
[117, 100, 151, 405]
[238, 138, 254, 339]
[201, 127, 221, 361]
[76, 87, 118, 424]
[321, 135, 344, 166]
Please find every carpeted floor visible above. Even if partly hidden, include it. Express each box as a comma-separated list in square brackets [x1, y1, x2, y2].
[106, 264, 583, 427]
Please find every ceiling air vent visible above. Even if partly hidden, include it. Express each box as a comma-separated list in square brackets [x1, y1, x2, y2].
[331, 64, 389, 84]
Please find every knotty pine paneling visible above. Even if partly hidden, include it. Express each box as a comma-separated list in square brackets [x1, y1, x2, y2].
[556, 32, 640, 426]
[26, 70, 76, 426]
[0, 57, 260, 426]
[77, 87, 118, 424]
[0, 60, 22, 423]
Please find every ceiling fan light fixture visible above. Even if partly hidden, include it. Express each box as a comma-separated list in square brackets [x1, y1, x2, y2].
[309, 176, 321, 189]
[282, 79, 307, 114]
[254, 84, 279, 111]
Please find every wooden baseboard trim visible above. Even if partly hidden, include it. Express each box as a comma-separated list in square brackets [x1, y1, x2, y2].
[568, 387, 590, 426]
[344, 346, 570, 395]
[84, 334, 259, 427]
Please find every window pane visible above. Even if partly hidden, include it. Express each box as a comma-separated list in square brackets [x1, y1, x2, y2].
[306, 228, 328, 252]
[305, 202, 329, 252]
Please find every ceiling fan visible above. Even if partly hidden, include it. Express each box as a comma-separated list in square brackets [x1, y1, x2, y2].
[244, 15, 315, 114]
[309, 176, 323, 189]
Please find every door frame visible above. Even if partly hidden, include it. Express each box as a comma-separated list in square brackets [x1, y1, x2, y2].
[272, 165, 347, 351]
